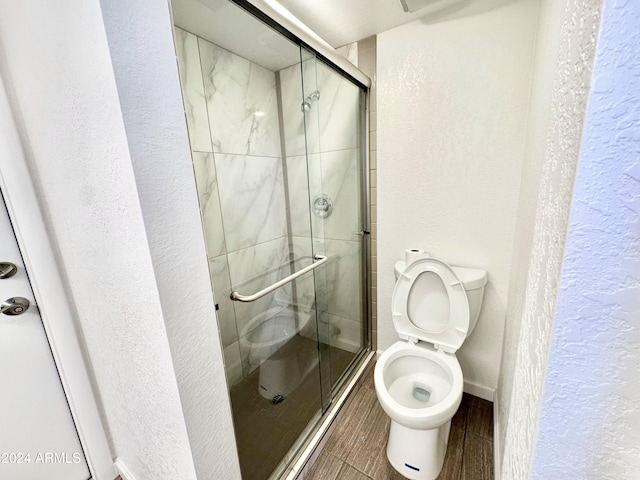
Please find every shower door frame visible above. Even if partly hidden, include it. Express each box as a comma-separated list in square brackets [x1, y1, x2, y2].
[226, 1, 374, 478]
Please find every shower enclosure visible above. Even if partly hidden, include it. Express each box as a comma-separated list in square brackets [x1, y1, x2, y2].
[171, 0, 370, 478]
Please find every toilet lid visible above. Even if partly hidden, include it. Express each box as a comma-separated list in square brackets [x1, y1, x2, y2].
[391, 257, 469, 353]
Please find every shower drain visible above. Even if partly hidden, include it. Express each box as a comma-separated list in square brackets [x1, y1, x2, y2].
[271, 394, 285, 405]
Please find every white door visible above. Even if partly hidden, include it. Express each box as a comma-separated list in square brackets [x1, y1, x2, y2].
[0, 192, 91, 480]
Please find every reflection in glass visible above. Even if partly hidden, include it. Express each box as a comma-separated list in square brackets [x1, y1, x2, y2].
[171, 1, 368, 478]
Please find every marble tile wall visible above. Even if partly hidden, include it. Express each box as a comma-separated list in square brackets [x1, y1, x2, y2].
[175, 25, 370, 387]
[175, 27, 291, 388]
[278, 50, 365, 353]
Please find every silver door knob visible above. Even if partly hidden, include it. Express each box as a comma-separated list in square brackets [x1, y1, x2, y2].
[0, 262, 18, 279]
[1, 297, 30, 316]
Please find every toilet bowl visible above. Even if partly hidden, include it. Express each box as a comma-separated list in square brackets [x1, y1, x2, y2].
[374, 256, 487, 480]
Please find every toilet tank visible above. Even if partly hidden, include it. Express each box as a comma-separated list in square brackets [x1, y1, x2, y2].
[393, 260, 487, 334]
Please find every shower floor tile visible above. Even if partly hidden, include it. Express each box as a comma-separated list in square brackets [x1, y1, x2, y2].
[302, 364, 494, 480]
[229, 335, 356, 480]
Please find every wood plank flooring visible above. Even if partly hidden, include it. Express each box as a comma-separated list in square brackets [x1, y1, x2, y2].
[303, 364, 494, 480]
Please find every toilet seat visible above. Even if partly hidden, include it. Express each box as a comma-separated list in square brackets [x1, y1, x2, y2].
[392, 258, 469, 353]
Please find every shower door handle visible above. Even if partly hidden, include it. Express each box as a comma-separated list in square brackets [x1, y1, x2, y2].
[230, 254, 327, 303]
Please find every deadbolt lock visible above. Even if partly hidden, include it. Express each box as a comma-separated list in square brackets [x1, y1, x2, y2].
[0, 262, 18, 279]
[1, 297, 30, 316]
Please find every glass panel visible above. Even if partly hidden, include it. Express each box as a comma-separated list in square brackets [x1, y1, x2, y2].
[297, 49, 367, 404]
[171, 0, 368, 478]
[172, 5, 323, 479]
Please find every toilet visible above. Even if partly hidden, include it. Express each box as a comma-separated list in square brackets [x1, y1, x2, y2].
[374, 256, 487, 480]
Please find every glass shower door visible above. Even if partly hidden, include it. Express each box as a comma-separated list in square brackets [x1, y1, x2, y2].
[172, 2, 367, 477]
[295, 47, 368, 409]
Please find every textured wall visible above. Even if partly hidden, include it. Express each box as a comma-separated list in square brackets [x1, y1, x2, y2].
[530, 0, 640, 477]
[0, 0, 199, 478]
[498, 0, 602, 477]
[98, 3, 242, 479]
[376, 0, 539, 394]
[497, 0, 565, 463]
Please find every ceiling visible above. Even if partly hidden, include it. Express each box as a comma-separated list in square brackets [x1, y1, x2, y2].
[274, 0, 517, 48]
[172, 0, 303, 71]
[170, 0, 517, 71]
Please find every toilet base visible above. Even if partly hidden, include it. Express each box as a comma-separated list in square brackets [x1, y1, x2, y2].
[386, 419, 451, 480]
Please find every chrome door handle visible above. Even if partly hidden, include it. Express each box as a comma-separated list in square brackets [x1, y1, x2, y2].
[1, 297, 30, 315]
[230, 255, 328, 303]
[0, 262, 18, 279]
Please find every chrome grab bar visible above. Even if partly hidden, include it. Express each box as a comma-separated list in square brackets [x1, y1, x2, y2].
[229, 254, 327, 303]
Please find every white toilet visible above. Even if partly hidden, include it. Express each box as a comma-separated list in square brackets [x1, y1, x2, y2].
[374, 256, 487, 480]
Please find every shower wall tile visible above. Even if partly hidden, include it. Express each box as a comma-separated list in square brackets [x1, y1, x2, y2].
[315, 149, 359, 241]
[290, 237, 362, 326]
[279, 59, 317, 156]
[315, 62, 359, 153]
[319, 312, 362, 353]
[198, 38, 281, 157]
[173, 28, 213, 152]
[320, 239, 362, 322]
[227, 236, 291, 339]
[286, 150, 359, 242]
[215, 153, 287, 252]
[209, 255, 237, 348]
[336, 42, 358, 67]
[295, 235, 331, 318]
[285, 155, 313, 237]
[192, 152, 226, 257]
[279, 60, 359, 156]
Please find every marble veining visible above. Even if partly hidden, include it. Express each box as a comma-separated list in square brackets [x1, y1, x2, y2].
[199, 38, 281, 157]
[215, 153, 287, 252]
[173, 28, 213, 153]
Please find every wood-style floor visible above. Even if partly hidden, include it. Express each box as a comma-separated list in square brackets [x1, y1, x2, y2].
[303, 364, 494, 480]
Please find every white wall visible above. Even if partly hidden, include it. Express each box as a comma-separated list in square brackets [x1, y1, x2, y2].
[0, 1, 198, 478]
[497, 0, 602, 477]
[376, 0, 539, 394]
[497, 0, 568, 461]
[530, 0, 640, 477]
[98, 2, 242, 479]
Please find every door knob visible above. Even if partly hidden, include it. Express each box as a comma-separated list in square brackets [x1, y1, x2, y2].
[0, 262, 18, 279]
[1, 297, 30, 316]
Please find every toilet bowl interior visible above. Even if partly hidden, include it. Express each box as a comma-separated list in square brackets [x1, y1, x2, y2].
[383, 354, 453, 409]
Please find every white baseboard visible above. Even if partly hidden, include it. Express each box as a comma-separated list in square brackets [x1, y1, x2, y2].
[114, 459, 138, 480]
[463, 379, 495, 402]
[493, 397, 501, 480]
